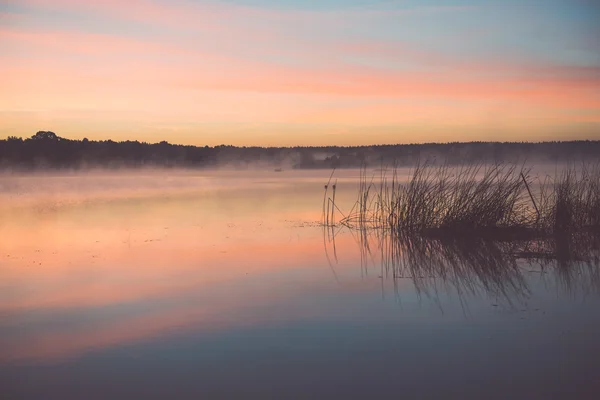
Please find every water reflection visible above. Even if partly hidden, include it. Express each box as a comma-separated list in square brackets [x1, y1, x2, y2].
[326, 224, 600, 310]
[2, 170, 600, 399]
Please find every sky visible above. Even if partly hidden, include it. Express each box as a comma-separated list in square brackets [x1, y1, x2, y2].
[1, 0, 599, 146]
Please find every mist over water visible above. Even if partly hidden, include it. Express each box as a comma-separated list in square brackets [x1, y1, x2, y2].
[1, 167, 600, 399]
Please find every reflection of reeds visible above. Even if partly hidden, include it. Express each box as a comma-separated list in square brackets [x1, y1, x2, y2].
[514, 232, 600, 295]
[376, 232, 531, 305]
[327, 227, 600, 306]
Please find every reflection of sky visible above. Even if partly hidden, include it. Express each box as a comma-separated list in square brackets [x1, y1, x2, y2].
[1, 0, 599, 145]
[1, 172, 600, 398]
[0, 171, 599, 366]
[0, 172, 362, 362]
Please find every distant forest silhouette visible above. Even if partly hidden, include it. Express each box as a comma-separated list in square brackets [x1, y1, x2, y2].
[1, 131, 599, 170]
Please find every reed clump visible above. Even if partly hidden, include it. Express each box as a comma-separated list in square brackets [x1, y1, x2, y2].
[538, 163, 600, 233]
[333, 162, 600, 239]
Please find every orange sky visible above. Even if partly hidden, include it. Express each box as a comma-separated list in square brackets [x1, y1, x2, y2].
[1, 0, 599, 145]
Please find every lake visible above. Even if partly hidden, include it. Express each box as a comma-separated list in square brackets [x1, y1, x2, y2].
[1, 169, 600, 399]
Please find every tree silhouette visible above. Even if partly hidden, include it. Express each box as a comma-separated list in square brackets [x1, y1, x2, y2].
[31, 131, 61, 141]
[0, 132, 599, 170]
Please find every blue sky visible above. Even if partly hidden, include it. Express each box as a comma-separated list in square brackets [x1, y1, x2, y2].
[1, 0, 599, 145]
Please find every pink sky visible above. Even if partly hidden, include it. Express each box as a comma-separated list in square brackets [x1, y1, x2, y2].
[1, 0, 599, 145]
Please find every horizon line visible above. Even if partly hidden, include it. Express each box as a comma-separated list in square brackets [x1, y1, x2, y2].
[3, 132, 600, 149]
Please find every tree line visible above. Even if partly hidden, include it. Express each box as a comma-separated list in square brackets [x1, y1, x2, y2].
[1, 131, 599, 170]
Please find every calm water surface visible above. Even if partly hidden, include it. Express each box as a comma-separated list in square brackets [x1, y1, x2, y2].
[1, 169, 599, 399]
